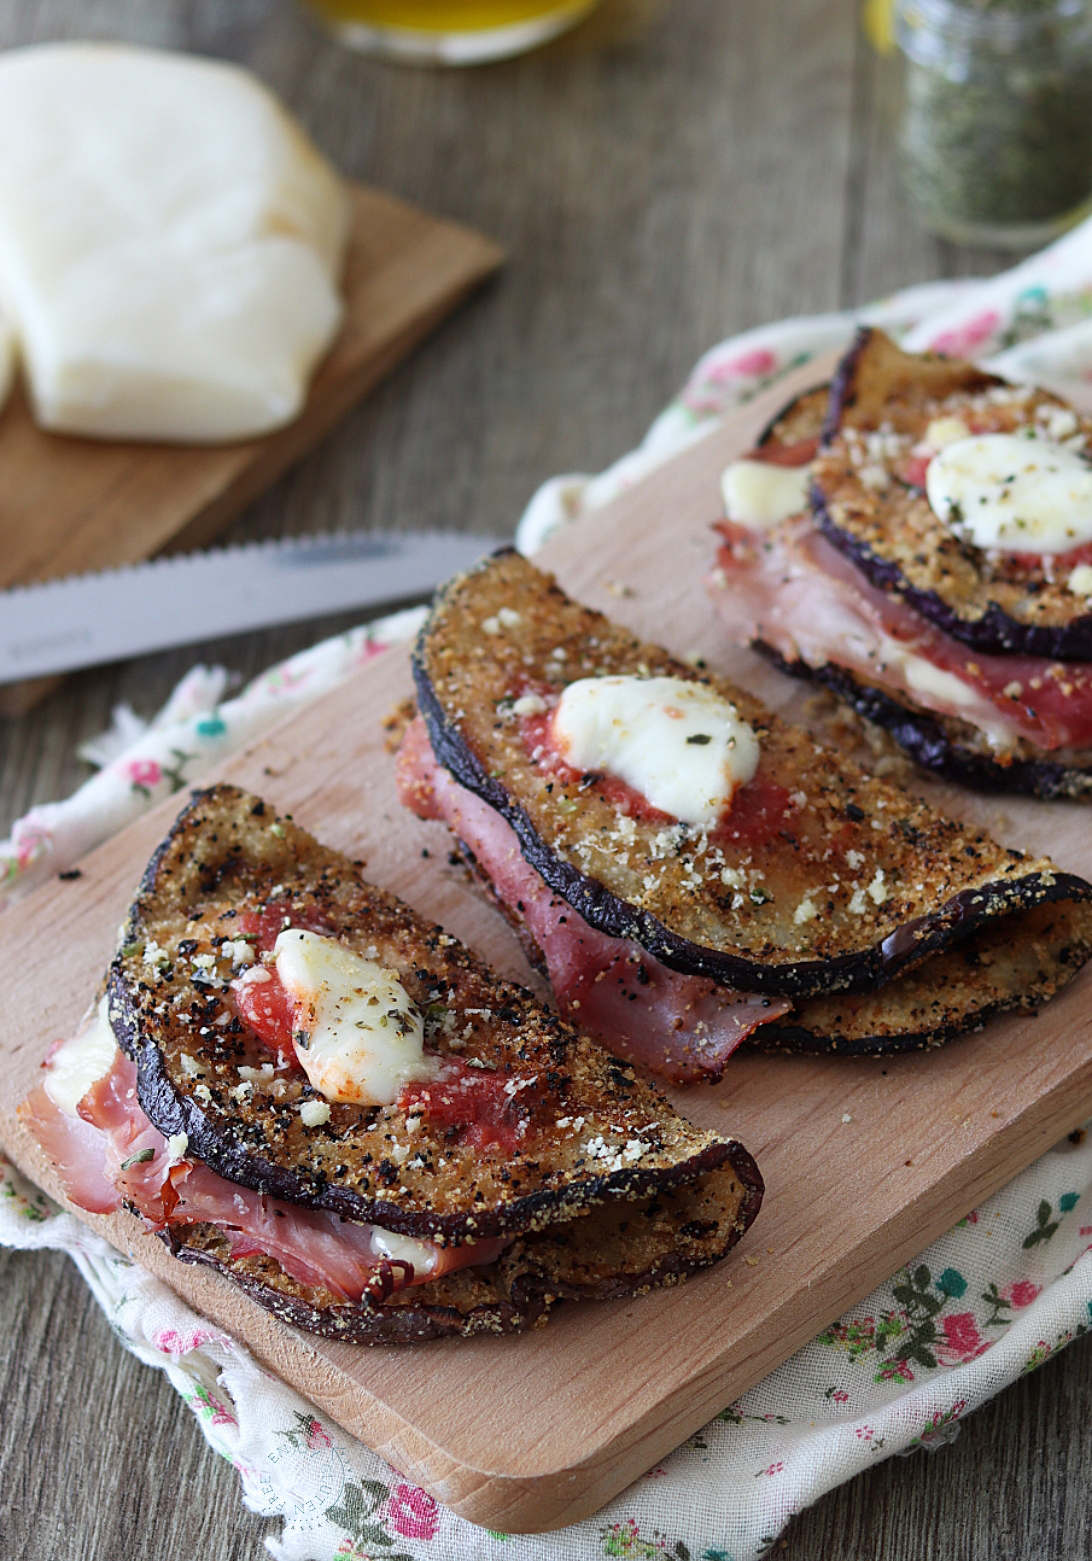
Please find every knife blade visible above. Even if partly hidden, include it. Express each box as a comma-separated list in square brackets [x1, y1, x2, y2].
[0, 530, 506, 684]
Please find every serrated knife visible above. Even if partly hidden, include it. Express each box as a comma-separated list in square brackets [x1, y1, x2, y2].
[0, 530, 507, 684]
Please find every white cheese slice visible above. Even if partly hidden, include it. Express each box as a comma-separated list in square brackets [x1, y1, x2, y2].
[721, 458, 811, 530]
[926, 431, 1092, 554]
[273, 930, 440, 1107]
[0, 43, 350, 442]
[552, 675, 761, 826]
[371, 1226, 440, 1274]
[44, 997, 117, 1117]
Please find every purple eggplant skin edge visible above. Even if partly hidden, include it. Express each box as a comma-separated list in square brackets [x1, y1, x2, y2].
[815, 326, 1092, 660]
[107, 787, 762, 1239]
[412, 628, 1092, 1000]
[744, 1006, 1017, 1060]
[162, 1233, 535, 1343]
[107, 959, 753, 1242]
[161, 1174, 765, 1342]
[755, 642, 1092, 802]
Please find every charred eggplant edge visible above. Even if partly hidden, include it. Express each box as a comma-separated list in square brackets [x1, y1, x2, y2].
[109, 787, 746, 1242]
[163, 1147, 764, 1344]
[412, 583, 1092, 999]
[756, 644, 1092, 802]
[814, 327, 1092, 659]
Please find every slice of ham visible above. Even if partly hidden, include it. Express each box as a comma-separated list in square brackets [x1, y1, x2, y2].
[711, 516, 1092, 754]
[18, 1083, 120, 1215]
[397, 716, 789, 1083]
[19, 1047, 507, 1301]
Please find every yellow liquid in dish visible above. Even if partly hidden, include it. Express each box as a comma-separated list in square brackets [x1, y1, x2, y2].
[314, 0, 578, 27]
[307, 0, 600, 60]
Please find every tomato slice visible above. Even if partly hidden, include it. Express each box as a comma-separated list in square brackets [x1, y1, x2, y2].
[398, 1063, 523, 1156]
[712, 771, 792, 849]
[232, 965, 297, 1067]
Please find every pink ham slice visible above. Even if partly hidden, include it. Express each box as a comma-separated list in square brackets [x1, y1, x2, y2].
[710, 517, 1092, 753]
[397, 716, 789, 1083]
[19, 1048, 507, 1301]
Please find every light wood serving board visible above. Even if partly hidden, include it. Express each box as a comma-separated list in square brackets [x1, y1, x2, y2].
[3, 357, 1092, 1533]
[0, 182, 503, 715]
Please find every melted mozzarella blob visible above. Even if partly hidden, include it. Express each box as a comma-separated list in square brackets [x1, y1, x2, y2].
[721, 458, 811, 530]
[273, 930, 439, 1107]
[44, 997, 117, 1117]
[553, 675, 761, 826]
[926, 432, 1092, 554]
[0, 43, 349, 442]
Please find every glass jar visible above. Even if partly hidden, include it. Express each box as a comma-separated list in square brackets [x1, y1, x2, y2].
[305, 0, 602, 65]
[896, 0, 1092, 247]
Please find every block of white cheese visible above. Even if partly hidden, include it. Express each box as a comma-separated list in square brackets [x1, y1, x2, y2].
[0, 44, 350, 442]
[721, 458, 811, 530]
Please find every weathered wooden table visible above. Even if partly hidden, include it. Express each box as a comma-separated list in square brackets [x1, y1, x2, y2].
[1, 0, 1089, 1554]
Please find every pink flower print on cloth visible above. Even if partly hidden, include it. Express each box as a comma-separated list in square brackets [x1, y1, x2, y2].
[1004, 1280, 1043, 1310]
[384, 1483, 440, 1541]
[710, 346, 780, 381]
[126, 758, 163, 790]
[928, 308, 1002, 358]
[936, 1311, 991, 1366]
[154, 1326, 222, 1358]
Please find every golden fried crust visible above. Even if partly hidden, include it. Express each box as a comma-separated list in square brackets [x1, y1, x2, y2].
[812, 328, 1092, 641]
[111, 785, 748, 1241]
[761, 384, 829, 449]
[758, 897, 1092, 1053]
[413, 550, 1090, 997]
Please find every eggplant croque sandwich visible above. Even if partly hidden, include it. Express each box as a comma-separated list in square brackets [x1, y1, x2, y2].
[712, 328, 1092, 798]
[399, 551, 1092, 1079]
[20, 785, 763, 1344]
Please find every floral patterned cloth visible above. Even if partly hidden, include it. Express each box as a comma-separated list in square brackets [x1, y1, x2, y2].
[5, 1132, 1092, 1561]
[7, 215, 1092, 1559]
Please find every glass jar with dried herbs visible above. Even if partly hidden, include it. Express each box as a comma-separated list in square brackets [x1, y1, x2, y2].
[896, 0, 1092, 247]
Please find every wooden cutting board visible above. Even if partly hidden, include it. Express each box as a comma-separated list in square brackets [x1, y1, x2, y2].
[3, 356, 1092, 1534]
[0, 181, 503, 716]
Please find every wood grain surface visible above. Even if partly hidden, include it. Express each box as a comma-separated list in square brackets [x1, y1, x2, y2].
[5, 363, 1092, 1534]
[3, 0, 1092, 1557]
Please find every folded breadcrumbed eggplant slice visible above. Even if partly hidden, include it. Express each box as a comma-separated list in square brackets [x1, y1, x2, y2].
[165, 1162, 757, 1344]
[747, 896, 1092, 1054]
[446, 827, 1092, 1058]
[411, 550, 1092, 1009]
[757, 644, 1092, 802]
[812, 328, 1092, 658]
[109, 784, 752, 1243]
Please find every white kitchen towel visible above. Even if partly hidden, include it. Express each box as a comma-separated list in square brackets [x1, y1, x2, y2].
[7, 215, 1092, 1560]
